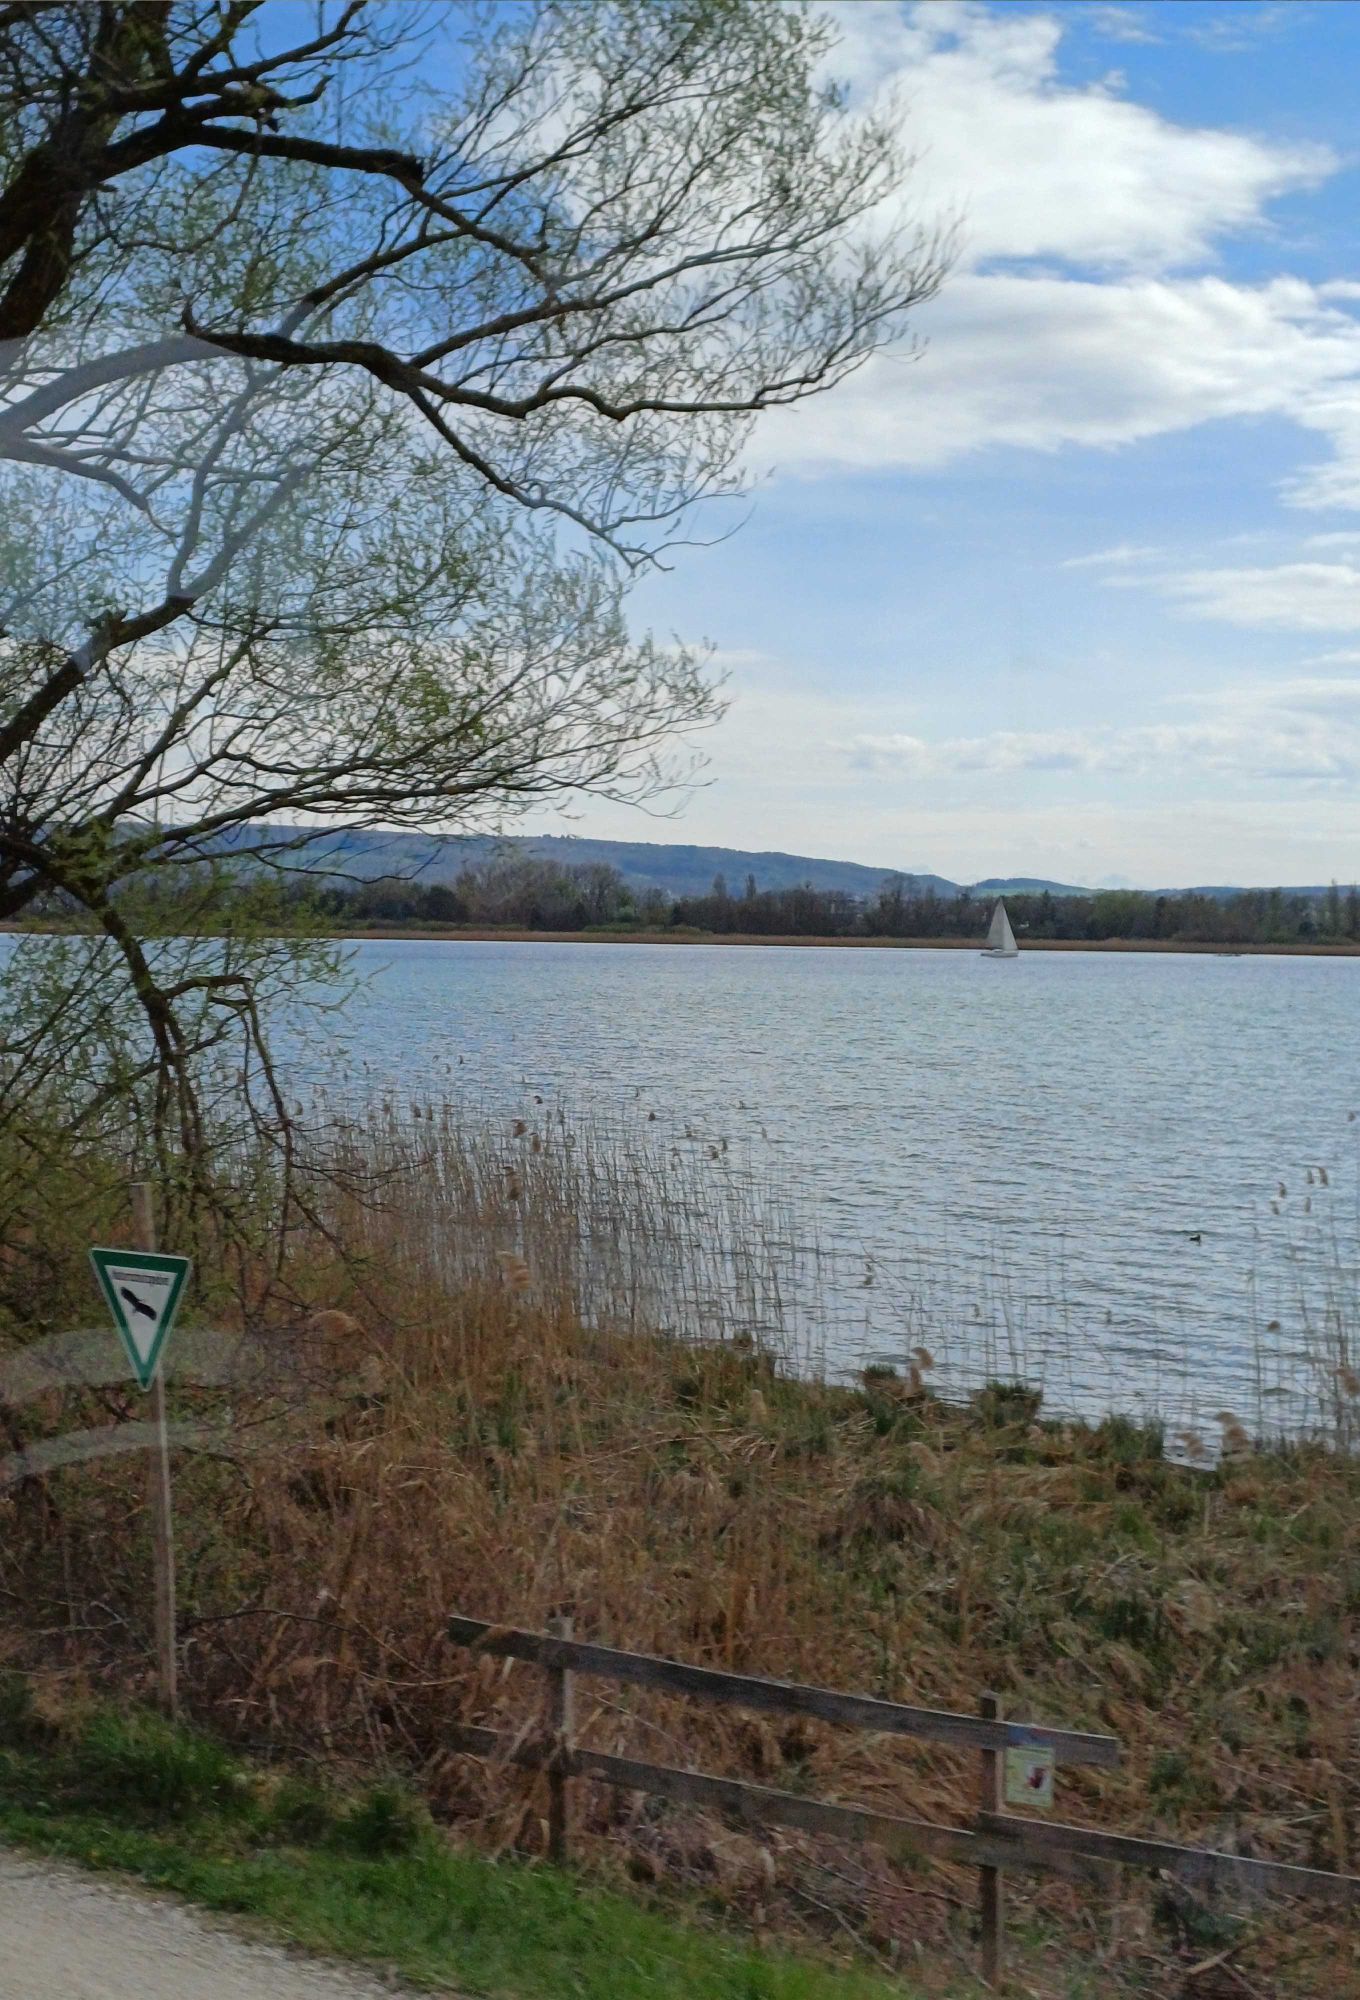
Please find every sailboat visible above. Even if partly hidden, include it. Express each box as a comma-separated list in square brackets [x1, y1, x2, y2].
[980, 898, 1019, 960]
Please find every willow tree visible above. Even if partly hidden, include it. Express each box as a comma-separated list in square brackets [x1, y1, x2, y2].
[0, 0, 944, 1210]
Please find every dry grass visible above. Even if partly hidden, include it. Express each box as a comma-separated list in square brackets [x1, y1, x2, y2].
[0, 1104, 1357, 1998]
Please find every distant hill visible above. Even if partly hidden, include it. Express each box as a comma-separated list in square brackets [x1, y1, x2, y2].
[205, 827, 1353, 904]
[972, 876, 1090, 897]
[228, 827, 960, 899]
[227, 827, 1096, 901]
[499, 838, 965, 899]
[1173, 885, 1340, 902]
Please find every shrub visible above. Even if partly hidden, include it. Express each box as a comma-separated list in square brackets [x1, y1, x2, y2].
[1093, 1414, 1164, 1465]
[266, 1773, 340, 1845]
[0, 1670, 42, 1750]
[335, 1782, 430, 1858]
[69, 1709, 244, 1820]
[971, 1379, 1043, 1429]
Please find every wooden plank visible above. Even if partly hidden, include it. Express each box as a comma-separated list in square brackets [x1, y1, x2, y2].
[546, 1612, 574, 1865]
[449, 1725, 1107, 1881]
[446, 1616, 1120, 1768]
[452, 1720, 1360, 1910]
[977, 1691, 1004, 1987]
[980, 1813, 1360, 1909]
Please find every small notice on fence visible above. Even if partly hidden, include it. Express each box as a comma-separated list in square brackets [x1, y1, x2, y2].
[1004, 1743, 1055, 1811]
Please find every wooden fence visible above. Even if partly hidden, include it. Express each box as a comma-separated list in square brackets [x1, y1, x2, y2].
[446, 1612, 1360, 1989]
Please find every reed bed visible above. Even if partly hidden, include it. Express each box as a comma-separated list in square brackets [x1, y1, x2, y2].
[323, 1094, 825, 1370]
[0, 1102, 1357, 1997]
[317, 1083, 1360, 1450]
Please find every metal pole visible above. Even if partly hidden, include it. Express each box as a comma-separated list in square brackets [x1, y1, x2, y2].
[130, 1181, 178, 1721]
[979, 1690, 1004, 1987]
[546, 1612, 575, 1864]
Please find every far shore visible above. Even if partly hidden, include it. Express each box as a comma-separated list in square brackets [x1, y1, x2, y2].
[302, 925, 1360, 955]
[6, 921, 1359, 955]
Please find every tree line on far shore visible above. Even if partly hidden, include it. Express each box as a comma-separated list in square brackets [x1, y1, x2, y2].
[308, 858, 1360, 946]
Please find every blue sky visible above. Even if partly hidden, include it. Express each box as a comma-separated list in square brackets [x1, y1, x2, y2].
[528, 0, 1360, 888]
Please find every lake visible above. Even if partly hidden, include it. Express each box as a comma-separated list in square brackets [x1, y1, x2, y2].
[320, 940, 1359, 1441]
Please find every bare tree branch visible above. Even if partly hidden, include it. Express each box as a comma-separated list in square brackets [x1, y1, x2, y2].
[0, 0, 947, 1207]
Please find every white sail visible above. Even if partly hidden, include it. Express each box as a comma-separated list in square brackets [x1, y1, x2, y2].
[983, 899, 1018, 957]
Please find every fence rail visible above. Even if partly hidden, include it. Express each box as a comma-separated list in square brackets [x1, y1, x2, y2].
[450, 1721, 1107, 1882]
[445, 1615, 1119, 1765]
[446, 1611, 1360, 1987]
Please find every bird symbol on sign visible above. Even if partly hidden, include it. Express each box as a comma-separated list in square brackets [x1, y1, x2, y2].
[119, 1285, 156, 1323]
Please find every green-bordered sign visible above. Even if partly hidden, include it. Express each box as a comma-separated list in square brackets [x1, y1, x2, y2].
[89, 1247, 192, 1391]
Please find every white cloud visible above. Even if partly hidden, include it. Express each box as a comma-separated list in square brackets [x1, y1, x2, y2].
[1088, 7, 1163, 48]
[1195, 673, 1360, 719]
[830, 3, 1329, 272]
[1181, 5, 1298, 55]
[1059, 543, 1163, 570]
[1167, 563, 1360, 631]
[1301, 531, 1360, 551]
[761, 274, 1360, 485]
[849, 674, 1360, 784]
[754, 7, 1360, 497]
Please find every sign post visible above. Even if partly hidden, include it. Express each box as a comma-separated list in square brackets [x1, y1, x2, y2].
[89, 1186, 191, 1719]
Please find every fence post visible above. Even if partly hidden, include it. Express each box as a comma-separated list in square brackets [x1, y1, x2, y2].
[978, 1691, 1004, 1987]
[546, 1612, 575, 1864]
[131, 1181, 178, 1722]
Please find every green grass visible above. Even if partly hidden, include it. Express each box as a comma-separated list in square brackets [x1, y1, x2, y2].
[0, 1699, 929, 2000]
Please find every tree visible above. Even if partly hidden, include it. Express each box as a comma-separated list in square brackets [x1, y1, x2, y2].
[871, 873, 906, 936]
[0, 0, 946, 1201]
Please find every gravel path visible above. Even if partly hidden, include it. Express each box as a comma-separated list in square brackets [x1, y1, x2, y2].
[0, 1849, 431, 2000]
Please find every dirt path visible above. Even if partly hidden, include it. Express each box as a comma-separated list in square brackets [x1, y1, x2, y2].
[0, 1849, 428, 1999]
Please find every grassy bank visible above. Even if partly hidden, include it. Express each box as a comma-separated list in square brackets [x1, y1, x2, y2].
[0, 1106, 1356, 1997]
[0, 1698, 924, 1999]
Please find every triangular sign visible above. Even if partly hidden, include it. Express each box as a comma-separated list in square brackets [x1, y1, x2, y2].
[89, 1247, 192, 1391]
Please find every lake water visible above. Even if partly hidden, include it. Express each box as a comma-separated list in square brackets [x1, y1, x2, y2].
[320, 940, 1359, 1440]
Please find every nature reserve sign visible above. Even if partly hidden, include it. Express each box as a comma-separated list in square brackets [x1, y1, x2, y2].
[89, 1247, 191, 1390]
